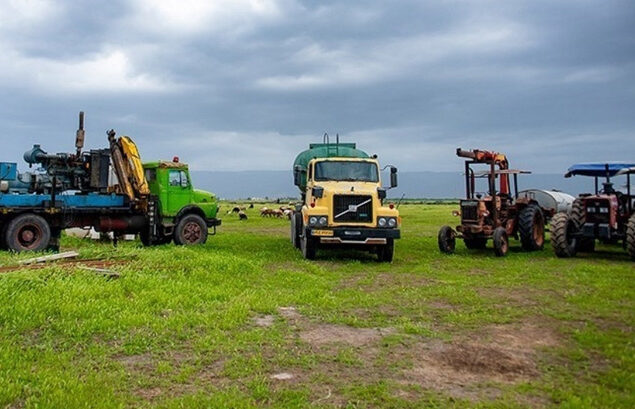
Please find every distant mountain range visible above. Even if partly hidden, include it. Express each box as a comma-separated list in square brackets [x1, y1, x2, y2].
[190, 170, 614, 200]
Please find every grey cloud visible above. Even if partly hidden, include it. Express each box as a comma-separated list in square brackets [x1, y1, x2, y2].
[0, 0, 633, 176]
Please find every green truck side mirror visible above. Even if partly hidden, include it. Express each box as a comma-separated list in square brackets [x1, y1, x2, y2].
[390, 166, 398, 188]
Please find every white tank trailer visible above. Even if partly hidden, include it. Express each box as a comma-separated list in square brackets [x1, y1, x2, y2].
[518, 189, 575, 219]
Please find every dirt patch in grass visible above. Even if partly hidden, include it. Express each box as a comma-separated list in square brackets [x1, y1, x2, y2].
[338, 272, 433, 291]
[116, 352, 155, 374]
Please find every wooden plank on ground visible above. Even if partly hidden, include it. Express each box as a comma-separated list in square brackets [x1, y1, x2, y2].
[19, 251, 80, 265]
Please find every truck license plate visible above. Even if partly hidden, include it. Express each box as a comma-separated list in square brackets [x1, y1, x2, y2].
[312, 229, 333, 237]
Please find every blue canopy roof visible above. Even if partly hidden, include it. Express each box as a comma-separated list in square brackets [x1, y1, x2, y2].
[565, 162, 635, 178]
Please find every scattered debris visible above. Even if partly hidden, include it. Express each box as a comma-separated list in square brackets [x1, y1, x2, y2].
[19, 251, 79, 265]
[253, 315, 275, 327]
[270, 372, 294, 380]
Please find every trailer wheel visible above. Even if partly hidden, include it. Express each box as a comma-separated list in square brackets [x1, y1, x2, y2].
[5, 214, 51, 252]
[519, 204, 545, 251]
[464, 236, 487, 250]
[438, 226, 456, 254]
[493, 227, 508, 257]
[301, 232, 316, 260]
[550, 212, 578, 258]
[174, 214, 208, 245]
[377, 238, 395, 262]
[291, 212, 302, 249]
[627, 214, 635, 261]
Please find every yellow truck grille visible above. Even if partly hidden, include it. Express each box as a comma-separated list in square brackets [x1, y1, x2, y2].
[333, 195, 373, 223]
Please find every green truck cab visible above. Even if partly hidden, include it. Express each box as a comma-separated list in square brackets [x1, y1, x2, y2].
[142, 160, 221, 246]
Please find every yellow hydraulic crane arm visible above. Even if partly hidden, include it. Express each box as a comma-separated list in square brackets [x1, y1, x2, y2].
[107, 130, 149, 207]
[119, 136, 150, 196]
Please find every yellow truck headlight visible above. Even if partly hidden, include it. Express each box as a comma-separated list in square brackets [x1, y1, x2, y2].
[378, 217, 387, 227]
[309, 216, 328, 227]
[388, 217, 397, 227]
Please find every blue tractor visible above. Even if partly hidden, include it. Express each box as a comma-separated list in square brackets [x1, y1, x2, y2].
[550, 163, 635, 260]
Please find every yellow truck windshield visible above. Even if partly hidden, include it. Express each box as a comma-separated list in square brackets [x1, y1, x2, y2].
[315, 161, 379, 182]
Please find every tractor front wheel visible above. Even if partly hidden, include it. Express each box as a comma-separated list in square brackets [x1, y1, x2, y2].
[438, 226, 456, 254]
[493, 227, 509, 257]
[5, 214, 51, 252]
[519, 204, 545, 251]
[627, 214, 635, 261]
[174, 214, 208, 246]
[550, 213, 578, 258]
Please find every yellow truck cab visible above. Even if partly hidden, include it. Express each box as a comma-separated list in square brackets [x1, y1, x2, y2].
[291, 140, 400, 261]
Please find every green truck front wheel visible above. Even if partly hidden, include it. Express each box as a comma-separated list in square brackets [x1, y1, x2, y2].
[174, 214, 208, 245]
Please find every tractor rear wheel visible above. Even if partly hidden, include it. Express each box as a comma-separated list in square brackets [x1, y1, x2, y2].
[571, 199, 595, 252]
[291, 212, 302, 249]
[493, 227, 509, 257]
[5, 214, 51, 252]
[519, 204, 545, 251]
[550, 213, 578, 258]
[627, 214, 635, 261]
[464, 236, 487, 249]
[438, 226, 456, 254]
[174, 214, 208, 245]
[301, 233, 316, 260]
[377, 238, 395, 262]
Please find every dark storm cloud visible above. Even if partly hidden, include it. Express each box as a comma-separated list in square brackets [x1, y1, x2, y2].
[0, 0, 633, 174]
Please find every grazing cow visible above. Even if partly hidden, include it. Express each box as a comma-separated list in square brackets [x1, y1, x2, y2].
[238, 211, 248, 220]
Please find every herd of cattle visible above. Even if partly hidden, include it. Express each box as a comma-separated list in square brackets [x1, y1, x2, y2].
[226, 204, 294, 220]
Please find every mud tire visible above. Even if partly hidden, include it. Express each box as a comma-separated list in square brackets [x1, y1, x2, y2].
[438, 226, 456, 254]
[493, 227, 509, 257]
[377, 238, 395, 262]
[291, 212, 302, 249]
[301, 232, 316, 260]
[5, 214, 51, 252]
[550, 212, 578, 258]
[174, 214, 208, 245]
[519, 204, 545, 251]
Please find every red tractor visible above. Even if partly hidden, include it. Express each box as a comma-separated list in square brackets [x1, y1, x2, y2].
[438, 148, 546, 257]
[551, 163, 635, 260]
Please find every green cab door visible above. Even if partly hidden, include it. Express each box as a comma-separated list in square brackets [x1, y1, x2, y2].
[165, 169, 192, 215]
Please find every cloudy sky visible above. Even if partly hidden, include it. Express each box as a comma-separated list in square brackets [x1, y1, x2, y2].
[1, 0, 633, 173]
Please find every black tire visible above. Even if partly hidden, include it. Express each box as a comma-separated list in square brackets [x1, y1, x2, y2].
[571, 199, 595, 252]
[5, 214, 51, 252]
[464, 236, 487, 250]
[301, 231, 316, 260]
[377, 238, 395, 262]
[291, 212, 302, 249]
[518, 204, 545, 251]
[493, 227, 508, 257]
[550, 212, 578, 258]
[627, 214, 635, 261]
[173, 214, 208, 245]
[438, 225, 456, 254]
[0, 222, 8, 250]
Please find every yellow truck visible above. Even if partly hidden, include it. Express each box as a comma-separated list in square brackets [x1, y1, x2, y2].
[290, 137, 400, 261]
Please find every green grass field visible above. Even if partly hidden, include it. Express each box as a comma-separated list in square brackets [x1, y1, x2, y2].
[0, 204, 633, 409]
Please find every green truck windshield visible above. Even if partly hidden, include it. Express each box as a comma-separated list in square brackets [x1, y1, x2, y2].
[315, 161, 379, 182]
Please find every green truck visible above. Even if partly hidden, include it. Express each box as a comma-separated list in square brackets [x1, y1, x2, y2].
[141, 160, 221, 246]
